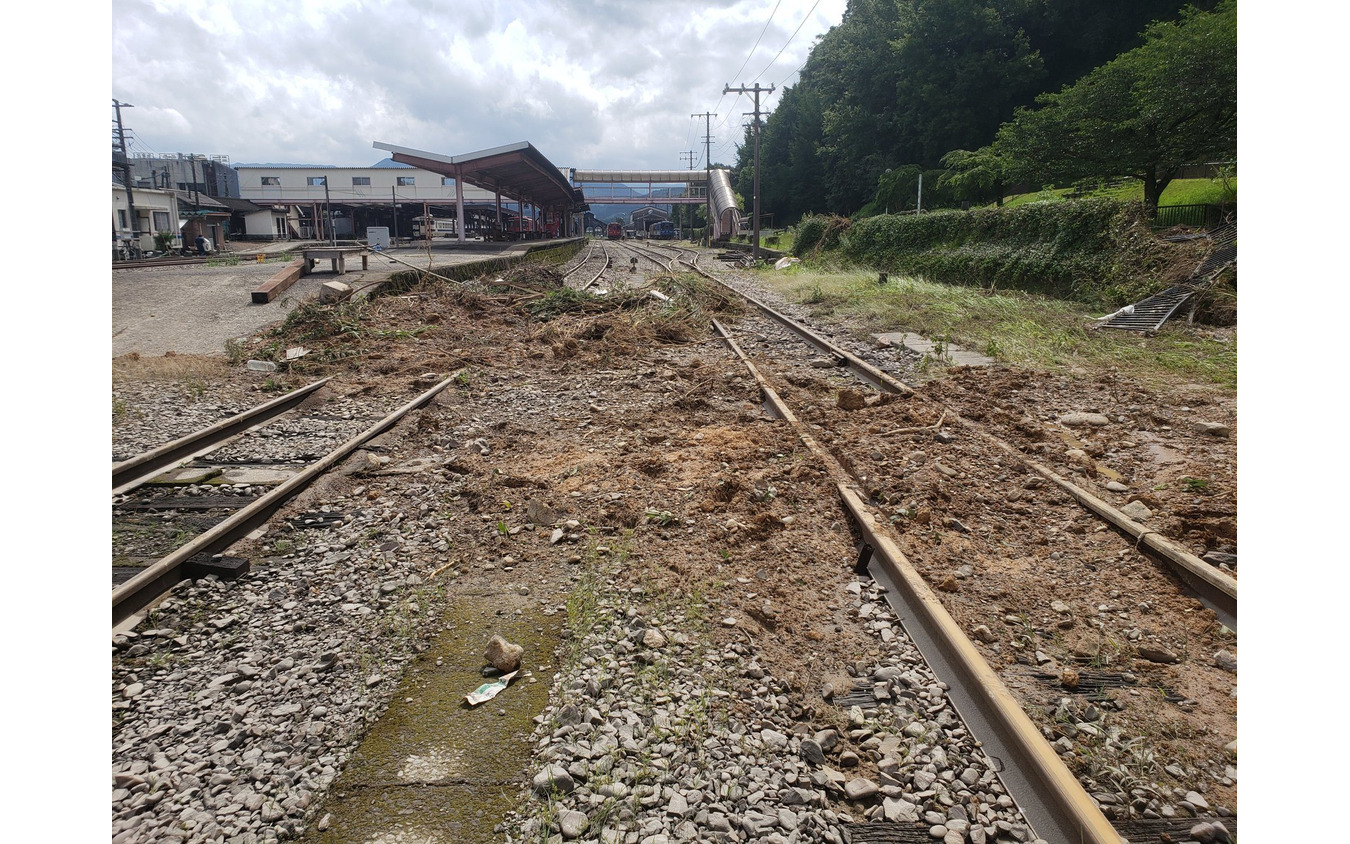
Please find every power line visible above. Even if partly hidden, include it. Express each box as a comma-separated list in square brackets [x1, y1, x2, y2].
[753, 0, 823, 82]
[703, 0, 783, 139]
[728, 0, 783, 88]
[774, 56, 812, 88]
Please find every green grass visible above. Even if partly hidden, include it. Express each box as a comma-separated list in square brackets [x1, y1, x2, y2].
[757, 269, 1235, 391]
[999, 177, 1236, 209]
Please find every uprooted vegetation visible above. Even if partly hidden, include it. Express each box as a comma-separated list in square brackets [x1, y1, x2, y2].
[226, 258, 747, 392]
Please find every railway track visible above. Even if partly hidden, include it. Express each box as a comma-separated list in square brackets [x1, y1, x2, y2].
[560, 240, 612, 290]
[111, 247, 1234, 843]
[112, 256, 223, 270]
[672, 251, 1237, 842]
[112, 374, 461, 626]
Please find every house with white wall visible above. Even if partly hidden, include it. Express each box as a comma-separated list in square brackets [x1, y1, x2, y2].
[112, 185, 181, 254]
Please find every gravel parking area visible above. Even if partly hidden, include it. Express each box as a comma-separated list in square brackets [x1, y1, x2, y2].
[112, 259, 372, 358]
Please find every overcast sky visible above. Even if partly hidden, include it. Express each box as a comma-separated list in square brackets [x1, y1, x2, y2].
[111, 0, 847, 172]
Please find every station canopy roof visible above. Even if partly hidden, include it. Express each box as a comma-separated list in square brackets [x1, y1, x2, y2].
[372, 141, 585, 210]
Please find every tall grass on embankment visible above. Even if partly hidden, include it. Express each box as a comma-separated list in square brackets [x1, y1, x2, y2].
[792, 198, 1209, 307]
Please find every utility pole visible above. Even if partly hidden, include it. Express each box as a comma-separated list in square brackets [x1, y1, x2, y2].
[323, 177, 335, 245]
[723, 83, 774, 260]
[189, 154, 203, 245]
[691, 112, 715, 247]
[112, 99, 138, 248]
[679, 150, 697, 237]
[391, 187, 399, 241]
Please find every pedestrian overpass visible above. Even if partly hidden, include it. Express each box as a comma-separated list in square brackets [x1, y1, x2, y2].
[571, 168, 742, 240]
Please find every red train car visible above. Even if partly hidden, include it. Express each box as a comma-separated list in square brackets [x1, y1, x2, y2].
[606, 223, 623, 240]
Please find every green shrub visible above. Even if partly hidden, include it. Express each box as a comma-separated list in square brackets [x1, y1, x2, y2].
[828, 198, 1180, 304]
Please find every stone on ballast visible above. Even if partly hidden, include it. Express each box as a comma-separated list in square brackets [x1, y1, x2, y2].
[1192, 421, 1230, 437]
[1136, 646, 1179, 664]
[558, 808, 588, 839]
[741, 810, 778, 835]
[1120, 500, 1153, 521]
[533, 764, 575, 796]
[1189, 821, 1232, 843]
[1060, 412, 1110, 427]
[761, 729, 790, 750]
[526, 500, 562, 526]
[845, 778, 880, 801]
[485, 635, 524, 672]
[883, 797, 920, 822]
[666, 793, 689, 817]
[801, 739, 825, 765]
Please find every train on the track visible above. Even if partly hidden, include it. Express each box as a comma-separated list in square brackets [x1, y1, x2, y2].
[650, 221, 677, 240]
[606, 222, 623, 240]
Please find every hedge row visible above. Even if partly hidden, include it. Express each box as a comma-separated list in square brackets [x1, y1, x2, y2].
[793, 199, 1179, 304]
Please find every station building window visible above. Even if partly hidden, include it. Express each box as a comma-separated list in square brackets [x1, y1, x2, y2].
[441, 177, 456, 187]
[397, 176, 415, 186]
[261, 176, 280, 186]
[353, 177, 371, 186]
[307, 176, 328, 186]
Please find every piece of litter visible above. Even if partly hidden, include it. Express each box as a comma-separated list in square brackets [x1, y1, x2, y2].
[465, 670, 519, 706]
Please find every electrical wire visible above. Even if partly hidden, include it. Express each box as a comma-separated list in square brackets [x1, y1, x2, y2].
[753, 0, 822, 82]
[704, 0, 782, 137]
[729, 0, 782, 84]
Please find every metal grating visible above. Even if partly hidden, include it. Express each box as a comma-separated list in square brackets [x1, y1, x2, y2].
[1099, 224, 1236, 333]
[1098, 285, 1199, 333]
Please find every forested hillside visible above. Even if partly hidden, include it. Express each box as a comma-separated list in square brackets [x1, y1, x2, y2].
[733, 0, 1223, 221]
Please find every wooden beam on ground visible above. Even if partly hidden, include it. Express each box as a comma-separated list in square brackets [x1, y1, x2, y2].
[251, 258, 308, 304]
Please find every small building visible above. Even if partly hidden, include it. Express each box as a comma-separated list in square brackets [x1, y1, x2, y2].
[629, 205, 670, 237]
[112, 184, 181, 255]
[174, 191, 231, 252]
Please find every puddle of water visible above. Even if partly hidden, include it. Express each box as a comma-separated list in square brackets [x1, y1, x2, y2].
[1144, 442, 1186, 465]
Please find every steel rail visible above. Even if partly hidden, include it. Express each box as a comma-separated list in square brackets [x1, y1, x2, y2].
[692, 260, 1236, 625]
[581, 249, 610, 290]
[112, 256, 217, 270]
[112, 371, 462, 627]
[560, 241, 597, 281]
[625, 241, 680, 273]
[712, 318, 1125, 844]
[112, 378, 332, 493]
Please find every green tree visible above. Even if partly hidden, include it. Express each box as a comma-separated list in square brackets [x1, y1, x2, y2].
[966, 0, 1235, 210]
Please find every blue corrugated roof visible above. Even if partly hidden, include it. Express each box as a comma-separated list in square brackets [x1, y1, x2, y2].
[370, 158, 413, 168]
